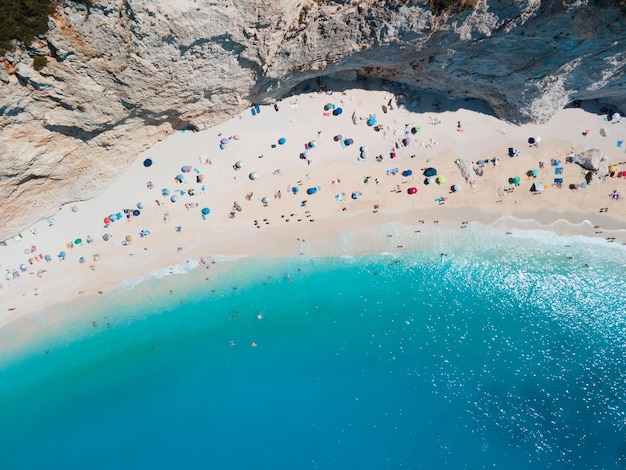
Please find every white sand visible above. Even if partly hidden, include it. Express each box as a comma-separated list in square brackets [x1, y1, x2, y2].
[1, 79, 625, 327]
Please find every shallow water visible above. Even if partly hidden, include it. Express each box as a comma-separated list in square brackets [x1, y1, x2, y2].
[1, 226, 625, 469]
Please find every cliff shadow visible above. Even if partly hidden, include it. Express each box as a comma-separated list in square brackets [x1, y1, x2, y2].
[564, 98, 623, 120]
[283, 75, 498, 121]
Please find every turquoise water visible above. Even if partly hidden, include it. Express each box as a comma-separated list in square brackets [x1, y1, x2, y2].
[1, 226, 625, 469]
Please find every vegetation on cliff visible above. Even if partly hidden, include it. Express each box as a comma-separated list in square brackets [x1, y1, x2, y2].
[0, 0, 53, 53]
[0, 0, 93, 54]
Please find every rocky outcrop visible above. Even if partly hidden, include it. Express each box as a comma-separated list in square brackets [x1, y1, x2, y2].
[1, 0, 625, 238]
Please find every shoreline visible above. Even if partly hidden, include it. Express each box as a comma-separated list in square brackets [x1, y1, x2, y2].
[1, 79, 625, 330]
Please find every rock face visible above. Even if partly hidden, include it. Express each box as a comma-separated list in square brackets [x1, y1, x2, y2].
[1, 0, 625, 238]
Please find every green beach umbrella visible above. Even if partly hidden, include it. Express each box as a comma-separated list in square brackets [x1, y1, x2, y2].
[512, 176, 521, 184]
[74, 238, 82, 245]
[436, 176, 446, 184]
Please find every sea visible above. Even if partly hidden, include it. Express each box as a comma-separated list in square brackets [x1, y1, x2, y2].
[0, 224, 625, 469]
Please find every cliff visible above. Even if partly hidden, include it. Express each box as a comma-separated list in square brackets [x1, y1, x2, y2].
[1, 0, 625, 238]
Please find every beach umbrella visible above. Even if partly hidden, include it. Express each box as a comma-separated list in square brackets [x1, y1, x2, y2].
[531, 169, 539, 177]
[528, 137, 535, 145]
[424, 167, 437, 177]
[436, 176, 446, 184]
[12, 235, 22, 243]
[71, 205, 79, 213]
[411, 126, 422, 134]
[402, 170, 413, 177]
[176, 174, 185, 183]
[367, 116, 377, 126]
[512, 176, 521, 185]
[181, 165, 188, 173]
[292, 186, 299, 194]
[201, 207, 210, 215]
[44, 254, 52, 262]
[333, 107, 343, 115]
[5, 272, 12, 280]
[278, 137, 286, 145]
[334, 135, 342, 142]
[307, 187, 317, 195]
[408, 187, 418, 194]
[302, 151, 310, 159]
[453, 184, 463, 192]
[233, 134, 241, 140]
[103, 216, 111, 225]
[137, 202, 144, 210]
[324, 103, 335, 111]
[360, 146, 368, 153]
[344, 138, 354, 146]
[197, 174, 205, 183]
[261, 196, 270, 205]
[171, 195, 178, 202]
[74, 238, 82, 245]
[59, 251, 66, 259]
[125, 235, 133, 242]
[402, 137, 411, 146]
[143, 158, 153, 167]
[249, 172, 259, 180]
[133, 210, 140, 217]
[235, 161, 243, 169]
[115, 212, 123, 220]
[102, 234, 110, 241]
[308, 140, 317, 148]
[351, 191, 360, 200]
[220, 138, 229, 145]
[162, 188, 170, 196]
[19, 264, 27, 272]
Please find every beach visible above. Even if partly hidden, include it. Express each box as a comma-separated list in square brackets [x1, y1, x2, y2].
[1, 78, 625, 327]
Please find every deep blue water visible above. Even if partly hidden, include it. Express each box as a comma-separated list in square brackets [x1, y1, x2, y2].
[1, 227, 625, 469]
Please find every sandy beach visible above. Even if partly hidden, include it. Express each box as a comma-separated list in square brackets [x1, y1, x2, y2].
[2, 78, 625, 327]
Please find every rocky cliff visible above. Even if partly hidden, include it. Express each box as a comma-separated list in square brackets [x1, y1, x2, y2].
[1, 0, 625, 238]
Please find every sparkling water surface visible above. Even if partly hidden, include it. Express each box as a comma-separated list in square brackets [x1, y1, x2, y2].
[1, 226, 625, 469]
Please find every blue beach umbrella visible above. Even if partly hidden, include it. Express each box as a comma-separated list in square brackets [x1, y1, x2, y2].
[343, 138, 354, 146]
[278, 137, 286, 145]
[292, 186, 299, 194]
[201, 207, 210, 215]
[307, 187, 317, 195]
[132, 209, 140, 216]
[402, 170, 413, 177]
[59, 251, 66, 259]
[424, 167, 437, 177]
[143, 158, 153, 167]
[171, 195, 178, 202]
[367, 116, 377, 126]
[162, 188, 170, 196]
[44, 254, 52, 262]
[333, 107, 343, 116]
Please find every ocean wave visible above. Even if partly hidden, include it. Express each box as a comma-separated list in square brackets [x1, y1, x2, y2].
[117, 254, 246, 291]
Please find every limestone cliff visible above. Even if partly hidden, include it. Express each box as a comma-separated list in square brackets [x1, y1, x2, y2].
[1, 0, 624, 238]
